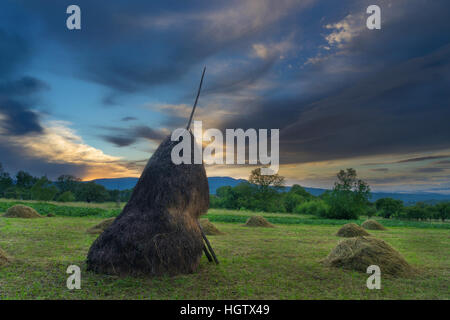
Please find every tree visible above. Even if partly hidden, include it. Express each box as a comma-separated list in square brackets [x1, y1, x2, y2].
[15, 170, 37, 189]
[325, 168, 371, 219]
[248, 168, 285, 212]
[289, 184, 312, 199]
[57, 191, 76, 202]
[283, 193, 304, 213]
[434, 203, 449, 221]
[56, 175, 81, 193]
[0, 163, 13, 197]
[248, 167, 285, 192]
[75, 182, 109, 203]
[375, 198, 403, 218]
[31, 176, 58, 201]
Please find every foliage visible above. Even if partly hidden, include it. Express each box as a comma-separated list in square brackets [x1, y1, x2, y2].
[375, 198, 404, 218]
[57, 191, 76, 202]
[294, 200, 329, 217]
[75, 182, 109, 203]
[324, 168, 371, 219]
[31, 177, 59, 201]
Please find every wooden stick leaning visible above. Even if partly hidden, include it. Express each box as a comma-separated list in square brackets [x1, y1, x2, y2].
[187, 66, 219, 265]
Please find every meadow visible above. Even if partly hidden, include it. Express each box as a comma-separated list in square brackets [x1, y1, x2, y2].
[0, 200, 449, 300]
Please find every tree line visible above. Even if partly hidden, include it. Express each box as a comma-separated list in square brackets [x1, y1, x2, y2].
[210, 168, 449, 221]
[0, 163, 133, 203]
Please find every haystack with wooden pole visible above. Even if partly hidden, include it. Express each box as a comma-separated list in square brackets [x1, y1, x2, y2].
[87, 67, 218, 276]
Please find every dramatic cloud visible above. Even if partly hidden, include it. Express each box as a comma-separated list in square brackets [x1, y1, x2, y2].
[100, 125, 166, 147]
[0, 121, 140, 180]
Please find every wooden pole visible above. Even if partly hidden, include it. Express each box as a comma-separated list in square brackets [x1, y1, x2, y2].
[198, 222, 219, 265]
[186, 66, 206, 130]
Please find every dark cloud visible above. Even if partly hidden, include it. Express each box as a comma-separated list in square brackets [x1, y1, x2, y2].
[0, 29, 48, 136]
[218, 1, 450, 165]
[396, 155, 450, 164]
[370, 168, 389, 172]
[100, 125, 165, 147]
[414, 167, 448, 174]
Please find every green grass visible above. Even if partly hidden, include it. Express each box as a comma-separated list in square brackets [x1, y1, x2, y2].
[1, 200, 448, 229]
[0, 211, 449, 299]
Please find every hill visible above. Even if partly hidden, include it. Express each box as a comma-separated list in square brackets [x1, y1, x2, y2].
[88, 177, 450, 205]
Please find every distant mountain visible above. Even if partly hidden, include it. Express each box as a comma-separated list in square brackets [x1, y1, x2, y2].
[90, 176, 246, 195]
[88, 177, 450, 205]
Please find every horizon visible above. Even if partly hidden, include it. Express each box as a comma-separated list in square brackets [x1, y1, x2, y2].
[1, 1, 449, 194]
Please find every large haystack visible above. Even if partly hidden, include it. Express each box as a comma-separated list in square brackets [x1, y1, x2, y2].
[336, 223, 370, 237]
[244, 216, 274, 228]
[87, 218, 116, 234]
[322, 236, 414, 277]
[3, 205, 41, 218]
[0, 247, 10, 266]
[87, 133, 209, 276]
[199, 219, 224, 235]
[362, 219, 387, 230]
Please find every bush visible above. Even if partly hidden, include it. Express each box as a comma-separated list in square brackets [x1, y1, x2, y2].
[294, 200, 329, 217]
[57, 191, 76, 202]
[283, 193, 304, 213]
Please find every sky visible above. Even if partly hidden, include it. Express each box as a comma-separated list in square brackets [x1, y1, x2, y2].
[0, 0, 449, 193]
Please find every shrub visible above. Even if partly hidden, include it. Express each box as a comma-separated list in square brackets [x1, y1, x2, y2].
[57, 191, 76, 202]
[294, 200, 329, 217]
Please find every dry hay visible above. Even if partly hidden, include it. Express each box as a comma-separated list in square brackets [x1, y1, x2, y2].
[322, 236, 415, 277]
[244, 215, 275, 228]
[0, 247, 10, 266]
[336, 223, 370, 237]
[87, 218, 116, 234]
[362, 219, 387, 230]
[87, 133, 209, 276]
[199, 219, 224, 235]
[3, 205, 42, 218]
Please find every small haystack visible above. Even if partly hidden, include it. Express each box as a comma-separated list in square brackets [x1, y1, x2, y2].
[362, 219, 387, 230]
[244, 216, 274, 228]
[3, 205, 41, 218]
[199, 219, 224, 235]
[87, 218, 115, 234]
[322, 236, 414, 277]
[336, 223, 370, 237]
[0, 247, 10, 266]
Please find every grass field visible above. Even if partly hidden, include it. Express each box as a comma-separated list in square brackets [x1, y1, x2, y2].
[0, 206, 449, 300]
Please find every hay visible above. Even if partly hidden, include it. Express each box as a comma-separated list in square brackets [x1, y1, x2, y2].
[322, 236, 415, 277]
[0, 247, 10, 266]
[244, 216, 274, 228]
[336, 223, 370, 237]
[87, 133, 209, 276]
[362, 219, 387, 230]
[3, 205, 41, 218]
[199, 219, 224, 235]
[87, 218, 115, 234]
